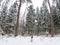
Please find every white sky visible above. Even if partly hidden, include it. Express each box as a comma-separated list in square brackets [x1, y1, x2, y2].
[20, 0, 44, 19]
[32, 0, 44, 9]
[1, 0, 53, 12]
[1, 0, 52, 13]
[21, 0, 44, 12]
[21, 0, 53, 13]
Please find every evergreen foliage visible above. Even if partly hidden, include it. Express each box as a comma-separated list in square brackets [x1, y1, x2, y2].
[25, 5, 35, 35]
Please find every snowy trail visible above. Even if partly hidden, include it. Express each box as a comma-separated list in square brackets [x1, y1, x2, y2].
[0, 36, 60, 45]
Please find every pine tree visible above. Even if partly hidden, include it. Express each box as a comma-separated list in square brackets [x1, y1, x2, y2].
[52, 0, 60, 34]
[38, 1, 49, 34]
[0, 0, 9, 34]
[35, 7, 41, 35]
[6, 1, 18, 34]
[26, 5, 35, 35]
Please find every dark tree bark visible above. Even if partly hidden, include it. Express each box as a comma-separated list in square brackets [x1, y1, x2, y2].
[47, 0, 55, 37]
[15, 0, 22, 36]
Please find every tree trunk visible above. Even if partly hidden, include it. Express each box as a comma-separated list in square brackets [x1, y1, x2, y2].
[48, 0, 55, 37]
[15, 0, 22, 36]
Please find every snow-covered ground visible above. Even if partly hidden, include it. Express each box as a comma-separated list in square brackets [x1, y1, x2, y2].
[0, 35, 60, 45]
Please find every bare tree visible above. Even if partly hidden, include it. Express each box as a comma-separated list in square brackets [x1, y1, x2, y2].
[15, 0, 22, 36]
[15, 0, 32, 36]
